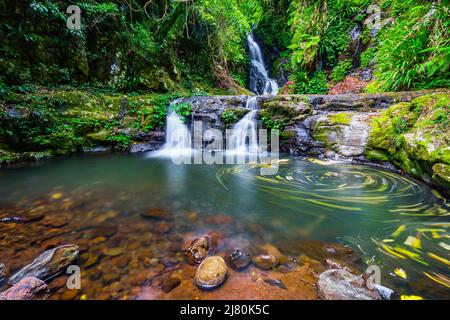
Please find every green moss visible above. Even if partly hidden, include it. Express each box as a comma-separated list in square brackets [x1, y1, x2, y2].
[312, 125, 337, 148]
[432, 163, 450, 188]
[366, 149, 390, 162]
[87, 130, 111, 143]
[328, 113, 353, 125]
[366, 93, 450, 193]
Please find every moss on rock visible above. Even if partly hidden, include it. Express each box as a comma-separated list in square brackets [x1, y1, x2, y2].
[366, 93, 450, 195]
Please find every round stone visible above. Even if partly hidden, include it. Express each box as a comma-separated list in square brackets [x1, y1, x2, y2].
[195, 256, 227, 290]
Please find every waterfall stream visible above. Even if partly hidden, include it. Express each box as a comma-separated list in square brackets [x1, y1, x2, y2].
[156, 100, 192, 157]
[159, 34, 278, 156]
[228, 34, 279, 154]
[228, 96, 259, 153]
[247, 34, 279, 95]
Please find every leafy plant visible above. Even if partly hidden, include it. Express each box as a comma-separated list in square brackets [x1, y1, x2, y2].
[331, 60, 352, 82]
[360, 47, 377, 68]
[173, 102, 192, 124]
[293, 70, 328, 94]
[261, 116, 284, 131]
[221, 110, 238, 126]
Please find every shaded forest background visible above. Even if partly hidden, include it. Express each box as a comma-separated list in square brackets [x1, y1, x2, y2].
[0, 0, 449, 95]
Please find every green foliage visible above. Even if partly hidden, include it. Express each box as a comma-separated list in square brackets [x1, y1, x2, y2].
[261, 116, 284, 130]
[293, 70, 328, 94]
[108, 133, 131, 151]
[221, 110, 238, 126]
[331, 60, 352, 82]
[360, 47, 377, 68]
[173, 102, 193, 123]
[375, 2, 450, 91]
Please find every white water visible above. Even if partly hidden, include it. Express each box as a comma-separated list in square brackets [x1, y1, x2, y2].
[229, 97, 259, 154]
[154, 100, 192, 157]
[157, 35, 278, 157]
[247, 34, 279, 95]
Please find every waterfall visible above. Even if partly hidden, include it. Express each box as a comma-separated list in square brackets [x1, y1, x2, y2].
[227, 34, 278, 154]
[247, 34, 279, 95]
[229, 97, 259, 154]
[156, 100, 192, 157]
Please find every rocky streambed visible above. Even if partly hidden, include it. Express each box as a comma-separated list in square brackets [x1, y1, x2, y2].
[0, 189, 384, 300]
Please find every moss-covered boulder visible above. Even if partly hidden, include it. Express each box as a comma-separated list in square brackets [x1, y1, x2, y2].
[432, 163, 450, 189]
[366, 93, 450, 195]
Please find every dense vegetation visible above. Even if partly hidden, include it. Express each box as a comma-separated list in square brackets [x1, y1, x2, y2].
[1, 0, 448, 95]
[254, 0, 450, 94]
[0, 0, 449, 166]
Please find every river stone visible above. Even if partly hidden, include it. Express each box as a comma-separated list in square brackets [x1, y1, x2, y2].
[229, 248, 252, 270]
[252, 254, 278, 270]
[102, 247, 123, 257]
[0, 263, 8, 283]
[261, 244, 283, 260]
[184, 236, 210, 264]
[160, 274, 181, 293]
[8, 244, 79, 285]
[195, 256, 228, 290]
[140, 208, 170, 220]
[0, 276, 50, 300]
[318, 269, 381, 300]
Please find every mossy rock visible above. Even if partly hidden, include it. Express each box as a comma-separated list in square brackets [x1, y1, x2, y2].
[366, 93, 450, 190]
[87, 130, 111, 143]
[312, 124, 340, 148]
[328, 113, 353, 125]
[365, 149, 390, 162]
[432, 163, 450, 189]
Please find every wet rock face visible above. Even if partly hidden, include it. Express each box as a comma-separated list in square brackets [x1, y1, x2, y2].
[318, 269, 381, 300]
[8, 245, 79, 285]
[310, 112, 378, 159]
[184, 237, 210, 264]
[195, 256, 228, 290]
[0, 276, 50, 300]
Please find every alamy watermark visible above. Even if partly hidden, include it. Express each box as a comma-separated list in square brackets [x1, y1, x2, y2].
[66, 5, 81, 30]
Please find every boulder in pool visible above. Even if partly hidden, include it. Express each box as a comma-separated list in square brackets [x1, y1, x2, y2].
[0, 276, 50, 300]
[318, 268, 381, 300]
[0, 263, 8, 283]
[195, 256, 228, 290]
[8, 244, 79, 285]
[184, 236, 210, 264]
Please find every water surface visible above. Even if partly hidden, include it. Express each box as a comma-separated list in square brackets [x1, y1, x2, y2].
[0, 153, 448, 299]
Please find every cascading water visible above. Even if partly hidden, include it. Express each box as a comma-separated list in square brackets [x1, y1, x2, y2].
[229, 97, 259, 153]
[247, 34, 279, 95]
[157, 100, 192, 156]
[228, 35, 279, 154]
[158, 35, 278, 156]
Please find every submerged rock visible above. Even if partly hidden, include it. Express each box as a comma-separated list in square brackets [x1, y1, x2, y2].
[184, 236, 210, 264]
[102, 247, 124, 257]
[228, 248, 252, 270]
[0, 263, 8, 283]
[195, 256, 228, 290]
[160, 274, 181, 293]
[8, 244, 79, 285]
[0, 276, 49, 300]
[317, 269, 381, 300]
[260, 244, 284, 261]
[0, 213, 45, 224]
[140, 208, 170, 220]
[252, 254, 278, 270]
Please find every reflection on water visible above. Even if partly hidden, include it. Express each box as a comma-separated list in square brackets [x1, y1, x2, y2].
[0, 153, 448, 299]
